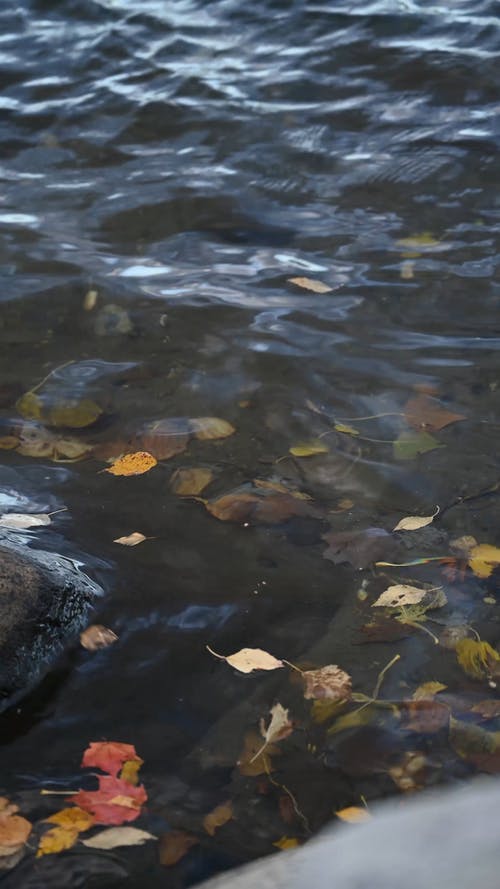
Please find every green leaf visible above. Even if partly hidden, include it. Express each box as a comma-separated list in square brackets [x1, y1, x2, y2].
[393, 430, 443, 461]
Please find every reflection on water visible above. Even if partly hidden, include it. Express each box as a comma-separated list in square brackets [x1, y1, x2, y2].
[0, 0, 499, 885]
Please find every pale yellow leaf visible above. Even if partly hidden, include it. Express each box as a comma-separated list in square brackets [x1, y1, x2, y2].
[83, 827, 156, 849]
[80, 625, 118, 651]
[206, 645, 283, 674]
[468, 544, 500, 578]
[251, 703, 293, 762]
[288, 277, 333, 293]
[393, 506, 439, 532]
[170, 467, 214, 496]
[289, 440, 329, 457]
[334, 423, 359, 437]
[113, 532, 147, 546]
[412, 682, 447, 701]
[83, 289, 98, 311]
[335, 807, 370, 823]
[0, 512, 52, 529]
[372, 584, 428, 608]
[188, 417, 235, 440]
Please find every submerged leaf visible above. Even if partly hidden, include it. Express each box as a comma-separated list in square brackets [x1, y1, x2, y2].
[470, 700, 500, 721]
[289, 441, 329, 457]
[302, 665, 352, 702]
[203, 802, 233, 836]
[170, 467, 214, 496]
[403, 394, 466, 433]
[237, 731, 280, 776]
[468, 544, 500, 579]
[188, 417, 235, 440]
[456, 639, 500, 680]
[159, 831, 198, 866]
[16, 392, 102, 429]
[206, 645, 283, 674]
[412, 682, 447, 700]
[288, 276, 333, 293]
[322, 527, 393, 570]
[393, 429, 443, 460]
[400, 699, 450, 733]
[393, 506, 439, 532]
[449, 717, 500, 772]
[273, 836, 300, 850]
[105, 452, 157, 477]
[334, 423, 360, 436]
[83, 827, 156, 849]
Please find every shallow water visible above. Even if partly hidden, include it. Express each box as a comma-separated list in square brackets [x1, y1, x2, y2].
[0, 0, 500, 885]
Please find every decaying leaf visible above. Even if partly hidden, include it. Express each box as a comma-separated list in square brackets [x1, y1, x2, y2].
[335, 807, 370, 823]
[36, 826, 78, 857]
[393, 429, 443, 460]
[372, 584, 446, 610]
[16, 392, 102, 429]
[412, 682, 447, 700]
[400, 699, 450, 733]
[289, 441, 329, 457]
[450, 535, 478, 557]
[159, 830, 198, 866]
[113, 532, 147, 546]
[170, 467, 214, 496]
[104, 451, 157, 477]
[17, 423, 92, 461]
[449, 716, 500, 772]
[356, 619, 415, 644]
[188, 417, 235, 441]
[46, 807, 94, 832]
[273, 836, 300, 850]
[288, 276, 333, 294]
[69, 776, 147, 826]
[83, 827, 157, 849]
[470, 700, 500, 721]
[82, 741, 142, 778]
[80, 625, 118, 651]
[0, 512, 52, 529]
[302, 665, 352, 702]
[403, 394, 466, 433]
[237, 731, 280, 776]
[206, 645, 283, 674]
[205, 485, 318, 525]
[468, 544, 500, 579]
[456, 638, 500, 680]
[393, 506, 439, 532]
[439, 625, 472, 650]
[251, 703, 293, 763]
[334, 423, 360, 437]
[203, 801, 233, 836]
[322, 527, 394, 570]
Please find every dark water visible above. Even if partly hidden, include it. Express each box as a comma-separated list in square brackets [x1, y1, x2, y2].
[1, 0, 500, 885]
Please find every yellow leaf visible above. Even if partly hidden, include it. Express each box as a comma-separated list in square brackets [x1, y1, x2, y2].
[105, 451, 157, 477]
[311, 699, 347, 725]
[396, 233, 441, 251]
[188, 417, 235, 441]
[46, 398, 102, 429]
[36, 826, 79, 857]
[83, 289, 98, 311]
[120, 759, 143, 786]
[412, 681, 447, 701]
[170, 467, 214, 496]
[273, 836, 300, 850]
[206, 645, 283, 674]
[16, 391, 42, 421]
[456, 638, 500, 680]
[46, 807, 94, 832]
[289, 441, 329, 457]
[203, 801, 233, 836]
[334, 423, 360, 436]
[468, 544, 500, 578]
[113, 532, 147, 546]
[288, 276, 333, 294]
[335, 807, 370, 823]
[0, 436, 18, 450]
[393, 506, 439, 532]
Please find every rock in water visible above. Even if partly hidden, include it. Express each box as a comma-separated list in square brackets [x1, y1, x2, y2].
[0, 532, 103, 709]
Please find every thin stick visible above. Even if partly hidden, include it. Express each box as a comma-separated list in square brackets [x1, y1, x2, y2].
[371, 654, 400, 700]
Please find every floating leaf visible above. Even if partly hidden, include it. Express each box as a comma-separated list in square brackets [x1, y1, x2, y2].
[105, 452, 157, 477]
[203, 802, 233, 836]
[288, 277, 333, 294]
[302, 665, 352, 702]
[412, 682, 447, 700]
[159, 830, 198, 866]
[170, 467, 214, 495]
[468, 544, 500, 578]
[393, 506, 439, 532]
[46, 807, 94, 832]
[69, 776, 147, 825]
[334, 423, 359, 436]
[188, 417, 235, 441]
[403, 394, 466, 433]
[393, 429, 443, 461]
[456, 639, 500, 680]
[252, 703, 293, 762]
[335, 807, 370, 823]
[323, 527, 394, 570]
[0, 512, 52, 529]
[206, 645, 283, 674]
[113, 532, 147, 546]
[273, 836, 300, 850]
[136, 419, 190, 460]
[17, 423, 92, 461]
[36, 826, 78, 857]
[80, 625, 118, 651]
[206, 486, 318, 525]
[83, 827, 156, 849]
[373, 584, 446, 610]
[0, 435, 18, 450]
[439, 625, 472, 650]
[82, 742, 142, 778]
[289, 441, 329, 457]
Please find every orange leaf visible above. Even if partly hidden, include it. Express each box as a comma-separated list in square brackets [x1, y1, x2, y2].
[403, 394, 466, 432]
[0, 814, 32, 850]
[104, 451, 157, 477]
[273, 835, 300, 850]
[80, 624, 118, 651]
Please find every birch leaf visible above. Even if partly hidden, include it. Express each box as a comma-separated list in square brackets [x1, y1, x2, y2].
[113, 532, 147, 546]
[104, 451, 157, 477]
[206, 645, 283, 674]
[170, 467, 213, 496]
[393, 506, 439, 532]
[188, 417, 235, 440]
[288, 277, 333, 293]
[83, 827, 156, 849]
[372, 584, 445, 609]
[468, 544, 500, 578]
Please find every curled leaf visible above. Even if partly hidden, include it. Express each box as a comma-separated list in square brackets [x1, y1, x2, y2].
[80, 625, 118, 651]
[207, 645, 283, 674]
[105, 451, 157, 477]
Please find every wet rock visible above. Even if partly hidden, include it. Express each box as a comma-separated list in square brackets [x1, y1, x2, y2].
[0, 531, 103, 710]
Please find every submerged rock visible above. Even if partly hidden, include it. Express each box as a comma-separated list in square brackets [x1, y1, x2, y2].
[0, 530, 103, 710]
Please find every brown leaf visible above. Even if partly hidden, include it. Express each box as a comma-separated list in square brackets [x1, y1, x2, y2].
[237, 731, 280, 776]
[278, 795, 296, 825]
[0, 814, 31, 852]
[159, 830, 198, 866]
[449, 717, 500, 772]
[80, 625, 118, 651]
[203, 801, 233, 836]
[356, 619, 414, 644]
[287, 277, 333, 294]
[113, 532, 147, 546]
[206, 492, 260, 523]
[302, 665, 352, 702]
[403, 394, 466, 432]
[206, 645, 283, 674]
[400, 700, 450, 733]
[170, 467, 214, 496]
[322, 527, 394, 570]
[470, 700, 500, 720]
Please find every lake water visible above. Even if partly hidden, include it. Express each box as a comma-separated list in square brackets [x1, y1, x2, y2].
[1, 0, 500, 886]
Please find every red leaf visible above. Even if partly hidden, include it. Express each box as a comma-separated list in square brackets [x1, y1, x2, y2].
[69, 776, 147, 826]
[82, 742, 141, 778]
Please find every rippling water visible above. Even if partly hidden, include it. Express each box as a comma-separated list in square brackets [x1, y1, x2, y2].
[1, 1, 500, 886]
